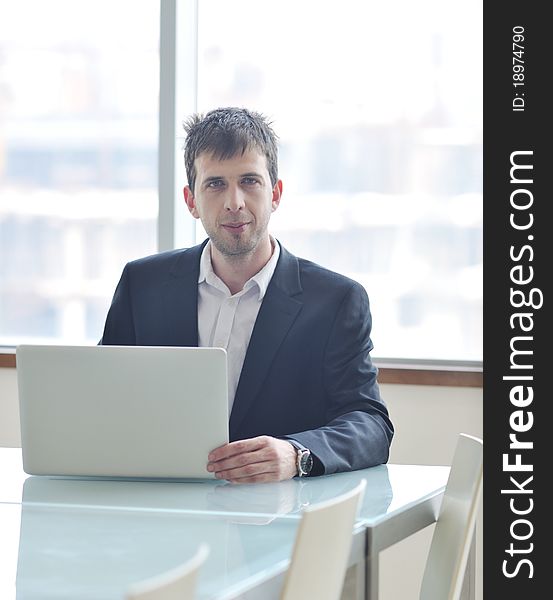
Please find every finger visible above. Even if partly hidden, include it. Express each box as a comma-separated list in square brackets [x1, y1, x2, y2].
[215, 461, 280, 482]
[208, 448, 269, 474]
[208, 436, 269, 462]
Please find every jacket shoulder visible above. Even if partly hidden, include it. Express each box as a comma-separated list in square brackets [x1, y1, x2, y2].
[125, 244, 204, 279]
[296, 255, 367, 296]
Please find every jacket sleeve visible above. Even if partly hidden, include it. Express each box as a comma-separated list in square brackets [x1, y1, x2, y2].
[99, 264, 136, 345]
[286, 282, 394, 475]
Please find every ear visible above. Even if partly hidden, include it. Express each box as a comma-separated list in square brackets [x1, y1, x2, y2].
[271, 180, 283, 212]
[184, 186, 200, 219]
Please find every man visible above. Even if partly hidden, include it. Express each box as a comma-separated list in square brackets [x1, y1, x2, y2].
[101, 107, 393, 483]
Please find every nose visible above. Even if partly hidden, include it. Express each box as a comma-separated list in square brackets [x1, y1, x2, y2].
[224, 185, 245, 212]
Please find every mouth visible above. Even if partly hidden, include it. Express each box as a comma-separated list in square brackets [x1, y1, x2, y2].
[221, 222, 250, 233]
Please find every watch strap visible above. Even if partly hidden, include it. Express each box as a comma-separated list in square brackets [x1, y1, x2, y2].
[288, 440, 313, 477]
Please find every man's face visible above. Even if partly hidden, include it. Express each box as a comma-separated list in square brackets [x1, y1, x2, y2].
[184, 148, 282, 258]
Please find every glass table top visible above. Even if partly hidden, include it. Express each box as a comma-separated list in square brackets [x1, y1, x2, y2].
[0, 501, 302, 600]
[0, 447, 449, 599]
[1, 448, 449, 525]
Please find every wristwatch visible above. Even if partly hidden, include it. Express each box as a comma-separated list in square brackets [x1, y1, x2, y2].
[289, 441, 313, 477]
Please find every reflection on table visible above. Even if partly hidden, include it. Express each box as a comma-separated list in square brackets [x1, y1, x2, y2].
[19, 466, 393, 523]
[16, 504, 300, 600]
[0, 448, 450, 600]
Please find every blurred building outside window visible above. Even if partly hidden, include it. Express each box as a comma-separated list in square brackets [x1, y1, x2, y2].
[0, 0, 159, 345]
[194, 0, 483, 362]
[0, 0, 482, 363]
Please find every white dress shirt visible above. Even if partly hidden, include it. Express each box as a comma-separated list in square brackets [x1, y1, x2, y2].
[197, 239, 281, 413]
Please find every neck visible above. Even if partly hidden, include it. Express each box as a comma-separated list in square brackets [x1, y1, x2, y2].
[210, 237, 273, 295]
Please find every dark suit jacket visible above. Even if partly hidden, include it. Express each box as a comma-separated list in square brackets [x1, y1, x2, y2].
[100, 240, 394, 475]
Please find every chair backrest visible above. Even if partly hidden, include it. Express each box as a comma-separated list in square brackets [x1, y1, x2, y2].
[125, 544, 209, 600]
[280, 478, 366, 600]
[419, 433, 483, 600]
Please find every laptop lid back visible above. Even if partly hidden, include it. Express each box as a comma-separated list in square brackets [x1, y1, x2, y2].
[16, 345, 228, 479]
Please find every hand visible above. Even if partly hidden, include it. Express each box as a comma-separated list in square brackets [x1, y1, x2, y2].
[207, 436, 297, 484]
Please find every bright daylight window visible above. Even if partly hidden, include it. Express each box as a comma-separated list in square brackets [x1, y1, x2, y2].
[196, 0, 483, 362]
[1, 0, 482, 364]
[0, 0, 159, 345]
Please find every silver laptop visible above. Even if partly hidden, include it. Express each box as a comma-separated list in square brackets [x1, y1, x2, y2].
[16, 344, 228, 479]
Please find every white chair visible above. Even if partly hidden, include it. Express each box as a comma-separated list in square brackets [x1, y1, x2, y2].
[419, 433, 483, 600]
[280, 478, 366, 600]
[125, 544, 209, 600]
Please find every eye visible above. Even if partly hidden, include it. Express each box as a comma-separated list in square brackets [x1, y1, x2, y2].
[206, 179, 224, 189]
[241, 177, 260, 185]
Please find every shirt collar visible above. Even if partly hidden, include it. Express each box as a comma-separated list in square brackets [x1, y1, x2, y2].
[198, 237, 280, 301]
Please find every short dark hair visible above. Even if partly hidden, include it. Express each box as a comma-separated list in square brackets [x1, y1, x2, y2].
[183, 107, 279, 193]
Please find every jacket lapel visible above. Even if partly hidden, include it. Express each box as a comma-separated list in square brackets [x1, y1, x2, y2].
[229, 245, 303, 437]
[160, 242, 206, 347]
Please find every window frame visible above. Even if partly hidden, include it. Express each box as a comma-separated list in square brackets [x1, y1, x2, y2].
[0, 350, 482, 386]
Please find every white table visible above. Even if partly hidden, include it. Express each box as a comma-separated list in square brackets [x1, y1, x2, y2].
[0, 448, 452, 599]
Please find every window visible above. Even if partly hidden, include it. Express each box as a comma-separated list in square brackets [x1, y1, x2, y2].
[0, 0, 159, 345]
[1, 0, 482, 363]
[194, 0, 482, 361]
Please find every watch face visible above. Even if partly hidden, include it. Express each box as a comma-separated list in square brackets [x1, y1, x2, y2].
[300, 451, 313, 476]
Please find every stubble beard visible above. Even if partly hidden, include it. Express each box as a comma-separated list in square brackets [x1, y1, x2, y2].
[209, 214, 271, 260]
[211, 232, 258, 258]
